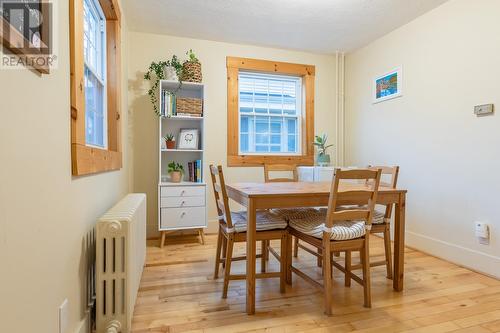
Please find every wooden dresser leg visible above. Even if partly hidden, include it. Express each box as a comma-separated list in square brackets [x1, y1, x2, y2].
[160, 231, 166, 248]
[198, 229, 205, 245]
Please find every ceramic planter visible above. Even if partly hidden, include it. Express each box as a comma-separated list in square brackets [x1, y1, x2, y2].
[317, 153, 331, 166]
[170, 171, 182, 183]
[164, 65, 179, 81]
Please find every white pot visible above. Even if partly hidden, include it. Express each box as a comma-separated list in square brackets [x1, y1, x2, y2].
[164, 66, 178, 81]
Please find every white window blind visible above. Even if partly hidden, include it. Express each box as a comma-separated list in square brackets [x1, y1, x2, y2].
[238, 72, 302, 155]
[83, 0, 107, 148]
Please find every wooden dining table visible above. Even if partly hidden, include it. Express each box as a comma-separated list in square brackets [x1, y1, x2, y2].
[226, 181, 407, 315]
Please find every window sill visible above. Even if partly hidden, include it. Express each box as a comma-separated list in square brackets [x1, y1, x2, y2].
[227, 153, 313, 167]
[71, 143, 122, 176]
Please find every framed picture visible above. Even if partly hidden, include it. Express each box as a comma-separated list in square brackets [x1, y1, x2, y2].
[0, 0, 52, 73]
[373, 67, 402, 103]
[178, 129, 199, 150]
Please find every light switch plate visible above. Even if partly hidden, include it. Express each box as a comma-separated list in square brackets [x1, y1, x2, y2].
[474, 104, 494, 116]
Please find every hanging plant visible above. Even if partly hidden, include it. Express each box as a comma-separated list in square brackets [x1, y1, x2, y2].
[144, 56, 183, 116]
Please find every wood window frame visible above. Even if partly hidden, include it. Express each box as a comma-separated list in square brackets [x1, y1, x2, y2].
[226, 57, 315, 167]
[70, 0, 122, 176]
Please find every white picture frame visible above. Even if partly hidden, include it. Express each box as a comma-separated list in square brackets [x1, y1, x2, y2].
[178, 128, 199, 150]
[373, 67, 403, 104]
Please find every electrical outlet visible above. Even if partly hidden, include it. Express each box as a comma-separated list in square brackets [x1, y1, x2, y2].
[475, 222, 490, 245]
[59, 299, 69, 333]
[474, 104, 494, 116]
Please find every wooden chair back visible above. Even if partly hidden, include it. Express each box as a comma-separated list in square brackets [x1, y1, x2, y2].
[367, 165, 399, 220]
[264, 164, 298, 183]
[209, 165, 234, 229]
[325, 168, 382, 229]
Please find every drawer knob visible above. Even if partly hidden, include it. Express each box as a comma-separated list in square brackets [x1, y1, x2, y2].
[181, 201, 186, 206]
[181, 190, 186, 195]
[180, 212, 186, 217]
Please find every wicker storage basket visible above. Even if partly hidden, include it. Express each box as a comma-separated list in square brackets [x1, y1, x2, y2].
[176, 97, 203, 115]
[182, 61, 202, 83]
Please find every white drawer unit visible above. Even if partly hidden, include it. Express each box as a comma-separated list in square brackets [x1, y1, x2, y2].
[158, 184, 207, 232]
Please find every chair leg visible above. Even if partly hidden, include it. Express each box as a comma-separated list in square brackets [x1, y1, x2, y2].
[266, 240, 270, 261]
[345, 250, 351, 287]
[222, 236, 227, 269]
[286, 232, 293, 285]
[361, 237, 372, 308]
[213, 227, 223, 279]
[293, 237, 299, 257]
[317, 248, 323, 268]
[383, 225, 393, 279]
[323, 241, 333, 316]
[261, 240, 267, 273]
[280, 235, 287, 293]
[222, 236, 234, 299]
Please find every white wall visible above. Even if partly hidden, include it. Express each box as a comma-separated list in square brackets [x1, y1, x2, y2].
[345, 0, 500, 278]
[0, 1, 131, 332]
[128, 32, 338, 237]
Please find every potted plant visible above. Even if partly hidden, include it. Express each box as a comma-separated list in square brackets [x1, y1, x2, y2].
[181, 49, 202, 83]
[164, 55, 183, 81]
[168, 162, 184, 183]
[164, 133, 176, 149]
[144, 56, 183, 116]
[314, 134, 334, 166]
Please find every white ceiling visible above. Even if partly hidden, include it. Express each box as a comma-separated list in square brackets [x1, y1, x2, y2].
[123, 0, 448, 54]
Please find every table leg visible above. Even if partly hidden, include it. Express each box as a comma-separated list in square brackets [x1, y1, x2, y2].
[286, 231, 292, 284]
[246, 199, 256, 314]
[393, 193, 406, 291]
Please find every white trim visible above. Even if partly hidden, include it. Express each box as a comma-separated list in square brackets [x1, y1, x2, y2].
[406, 230, 500, 279]
[372, 66, 403, 104]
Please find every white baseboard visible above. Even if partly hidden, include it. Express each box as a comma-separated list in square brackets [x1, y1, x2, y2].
[406, 231, 500, 279]
[75, 312, 89, 333]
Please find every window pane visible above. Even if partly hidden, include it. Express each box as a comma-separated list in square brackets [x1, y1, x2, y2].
[85, 67, 104, 147]
[288, 135, 297, 152]
[271, 135, 281, 145]
[287, 118, 296, 135]
[240, 116, 249, 133]
[255, 134, 269, 144]
[240, 133, 249, 152]
[256, 145, 269, 153]
[255, 117, 268, 133]
[270, 119, 281, 134]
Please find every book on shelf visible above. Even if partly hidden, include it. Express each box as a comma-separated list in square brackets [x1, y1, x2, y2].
[161, 91, 177, 117]
[187, 160, 203, 183]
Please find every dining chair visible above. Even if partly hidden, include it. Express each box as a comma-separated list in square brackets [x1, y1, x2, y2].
[263, 164, 318, 265]
[288, 168, 382, 314]
[347, 165, 399, 279]
[210, 165, 289, 298]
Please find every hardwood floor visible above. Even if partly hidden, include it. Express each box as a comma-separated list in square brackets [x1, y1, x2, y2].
[132, 234, 500, 333]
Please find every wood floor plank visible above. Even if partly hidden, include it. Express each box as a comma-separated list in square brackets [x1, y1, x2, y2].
[131, 235, 500, 333]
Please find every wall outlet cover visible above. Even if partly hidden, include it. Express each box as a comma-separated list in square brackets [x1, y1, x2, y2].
[474, 104, 494, 116]
[59, 299, 69, 333]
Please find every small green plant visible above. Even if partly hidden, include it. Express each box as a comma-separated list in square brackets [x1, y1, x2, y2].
[314, 134, 334, 156]
[144, 56, 183, 116]
[168, 162, 184, 174]
[185, 49, 199, 63]
[164, 133, 175, 142]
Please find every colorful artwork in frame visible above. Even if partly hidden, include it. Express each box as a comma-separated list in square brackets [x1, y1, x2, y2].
[373, 67, 402, 103]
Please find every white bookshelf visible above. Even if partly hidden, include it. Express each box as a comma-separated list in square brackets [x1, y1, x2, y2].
[158, 80, 207, 246]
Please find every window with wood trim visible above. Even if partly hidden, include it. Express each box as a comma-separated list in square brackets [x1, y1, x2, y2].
[227, 57, 315, 166]
[70, 0, 122, 176]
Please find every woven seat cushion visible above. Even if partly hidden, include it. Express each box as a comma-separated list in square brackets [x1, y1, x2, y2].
[289, 214, 366, 241]
[270, 208, 321, 221]
[320, 206, 386, 224]
[226, 211, 288, 233]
